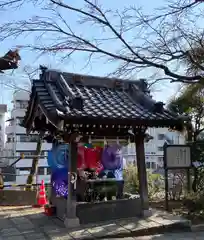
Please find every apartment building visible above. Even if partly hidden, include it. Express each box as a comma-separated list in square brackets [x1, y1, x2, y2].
[0, 104, 7, 147]
[5, 90, 52, 184]
[0, 104, 7, 165]
[122, 127, 185, 170]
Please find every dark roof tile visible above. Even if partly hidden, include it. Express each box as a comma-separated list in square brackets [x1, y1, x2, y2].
[25, 69, 182, 128]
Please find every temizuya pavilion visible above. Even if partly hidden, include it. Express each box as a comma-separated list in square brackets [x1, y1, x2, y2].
[23, 66, 184, 227]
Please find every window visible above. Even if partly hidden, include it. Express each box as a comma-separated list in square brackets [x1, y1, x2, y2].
[18, 167, 31, 175]
[30, 135, 39, 142]
[38, 167, 45, 175]
[16, 118, 24, 125]
[151, 162, 156, 169]
[15, 100, 28, 109]
[20, 103, 27, 109]
[157, 146, 163, 151]
[129, 144, 136, 154]
[122, 147, 128, 154]
[19, 135, 29, 142]
[158, 134, 165, 140]
[47, 168, 52, 175]
[146, 162, 151, 169]
[158, 156, 163, 162]
[18, 167, 30, 171]
[7, 136, 14, 143]
[18, 134, 39, 142]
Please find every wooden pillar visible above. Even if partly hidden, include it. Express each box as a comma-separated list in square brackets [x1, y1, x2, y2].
[64, 141, 80, 228]
[135, 133, 149, 211]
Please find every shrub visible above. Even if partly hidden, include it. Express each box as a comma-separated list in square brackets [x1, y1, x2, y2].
[123, 164, 139, 194]
[123, 164, 163, 199]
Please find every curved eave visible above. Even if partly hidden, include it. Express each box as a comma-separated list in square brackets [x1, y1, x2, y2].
[22, 85, 37, 130]
[23, 98, 64, 134]
[38, 101, 64, 130]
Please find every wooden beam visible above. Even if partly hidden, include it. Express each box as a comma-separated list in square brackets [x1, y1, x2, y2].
[63, 116, 181, 128]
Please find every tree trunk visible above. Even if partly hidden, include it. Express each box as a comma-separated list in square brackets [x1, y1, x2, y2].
[26, 137, 42, 191]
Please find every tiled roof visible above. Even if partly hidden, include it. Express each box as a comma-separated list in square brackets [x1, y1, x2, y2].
[0, 50, 20, 72]
[24, 69, 183, 129]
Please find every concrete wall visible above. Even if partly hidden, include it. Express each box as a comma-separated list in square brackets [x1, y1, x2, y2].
[0, 190, 37, 206]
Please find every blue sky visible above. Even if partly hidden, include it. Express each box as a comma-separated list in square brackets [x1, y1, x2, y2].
[0, 0, 178, 114]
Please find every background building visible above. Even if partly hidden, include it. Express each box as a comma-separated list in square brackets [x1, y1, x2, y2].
[0, 104, 7, 149]
[5, 90, 52, 184]
[122, 127, 185, 170]
[0, 104, 7, 164]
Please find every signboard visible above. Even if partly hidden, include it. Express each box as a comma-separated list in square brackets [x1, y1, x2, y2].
[164, 145, 191, 169]
[163, 144, 192, 212]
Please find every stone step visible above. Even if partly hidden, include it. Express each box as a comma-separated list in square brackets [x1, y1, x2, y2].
[67, 215, 191, 239]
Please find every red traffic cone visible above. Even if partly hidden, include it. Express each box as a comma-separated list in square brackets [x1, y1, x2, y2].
[37, 180, 48, 207]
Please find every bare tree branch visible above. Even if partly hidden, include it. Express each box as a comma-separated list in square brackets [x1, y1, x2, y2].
[0, 0, 21, 8]
[0, 0, 203, 84]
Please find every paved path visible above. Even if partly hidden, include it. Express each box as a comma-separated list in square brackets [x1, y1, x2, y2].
[132, 232, 204, 239]
[0, 206, 202, 239]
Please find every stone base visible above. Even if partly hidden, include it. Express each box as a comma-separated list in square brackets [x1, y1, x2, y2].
[142, 209, 152, 217]
[76, 198, 142, 224]
[64, 217, 80, 229]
